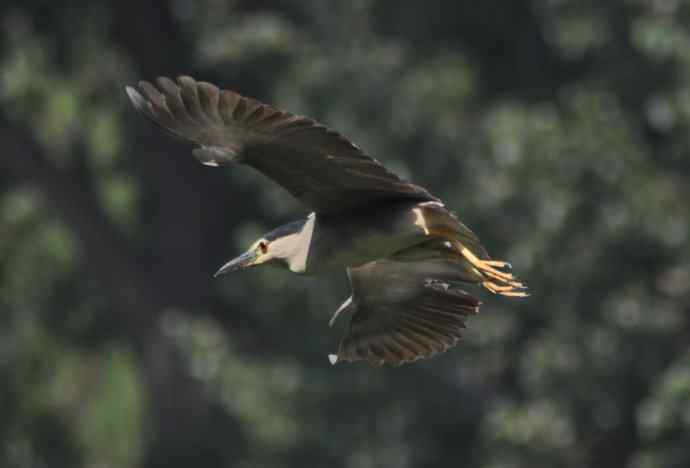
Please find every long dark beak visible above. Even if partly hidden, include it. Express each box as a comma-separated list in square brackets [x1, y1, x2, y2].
[214, 250, 259, 277]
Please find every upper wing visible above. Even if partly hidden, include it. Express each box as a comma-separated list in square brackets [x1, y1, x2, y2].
[330, 245, 483, 367]
[126, 76, 437, 214]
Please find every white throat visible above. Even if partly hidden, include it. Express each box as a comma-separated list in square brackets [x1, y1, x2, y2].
[286, 213, 315, 273]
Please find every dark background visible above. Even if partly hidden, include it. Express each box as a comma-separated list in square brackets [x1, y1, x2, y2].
[1, 1, 689, 467]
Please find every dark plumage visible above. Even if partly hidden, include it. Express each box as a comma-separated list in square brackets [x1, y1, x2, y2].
[127, 76, 527, 367]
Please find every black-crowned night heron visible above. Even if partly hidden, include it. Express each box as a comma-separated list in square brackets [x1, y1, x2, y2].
[126, 76, 527, 367]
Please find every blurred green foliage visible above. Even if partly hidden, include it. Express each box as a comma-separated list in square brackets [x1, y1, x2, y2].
[1, 1, 689, 467]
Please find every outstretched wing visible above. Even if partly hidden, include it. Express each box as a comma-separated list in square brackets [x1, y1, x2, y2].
[126, 76, 437, 214]
[330, 244, 484, 367]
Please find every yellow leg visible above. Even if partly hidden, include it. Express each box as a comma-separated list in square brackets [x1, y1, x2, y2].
[457, 246, 516, 282]
[457, 243, 528, 298]
[423, 225, 528, 298]
[483, 281, 529, 297]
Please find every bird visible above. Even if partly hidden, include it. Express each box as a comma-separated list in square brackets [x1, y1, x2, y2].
[126, 75, 527, 367]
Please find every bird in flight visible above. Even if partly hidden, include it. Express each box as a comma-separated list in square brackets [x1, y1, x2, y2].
[126, 76, 527, 367]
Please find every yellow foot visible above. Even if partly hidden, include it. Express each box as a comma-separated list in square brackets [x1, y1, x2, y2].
[457, 244, 528, 298]
[483, 281, 529, 297]
[459, 247, 515, 280]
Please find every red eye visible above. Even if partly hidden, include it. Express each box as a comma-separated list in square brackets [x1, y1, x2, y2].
[259, 241, 268, 254]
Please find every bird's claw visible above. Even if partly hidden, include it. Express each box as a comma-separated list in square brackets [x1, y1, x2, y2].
[457, 244, 528, 298]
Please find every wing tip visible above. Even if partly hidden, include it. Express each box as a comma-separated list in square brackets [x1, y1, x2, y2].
[125, 85, 146, 111]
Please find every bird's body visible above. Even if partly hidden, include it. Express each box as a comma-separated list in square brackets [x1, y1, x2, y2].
[127, 75, 527, 367]
[286, 199, 446, 274]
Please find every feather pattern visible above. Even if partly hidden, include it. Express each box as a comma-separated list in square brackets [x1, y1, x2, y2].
[126, 75, 437, 213]
[333, 250, 483, 367]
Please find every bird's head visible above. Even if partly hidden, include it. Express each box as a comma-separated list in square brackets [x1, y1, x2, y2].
[214, 219, 309, 276]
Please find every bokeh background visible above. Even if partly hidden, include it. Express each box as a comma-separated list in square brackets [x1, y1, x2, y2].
[1, 1, 690, 467]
